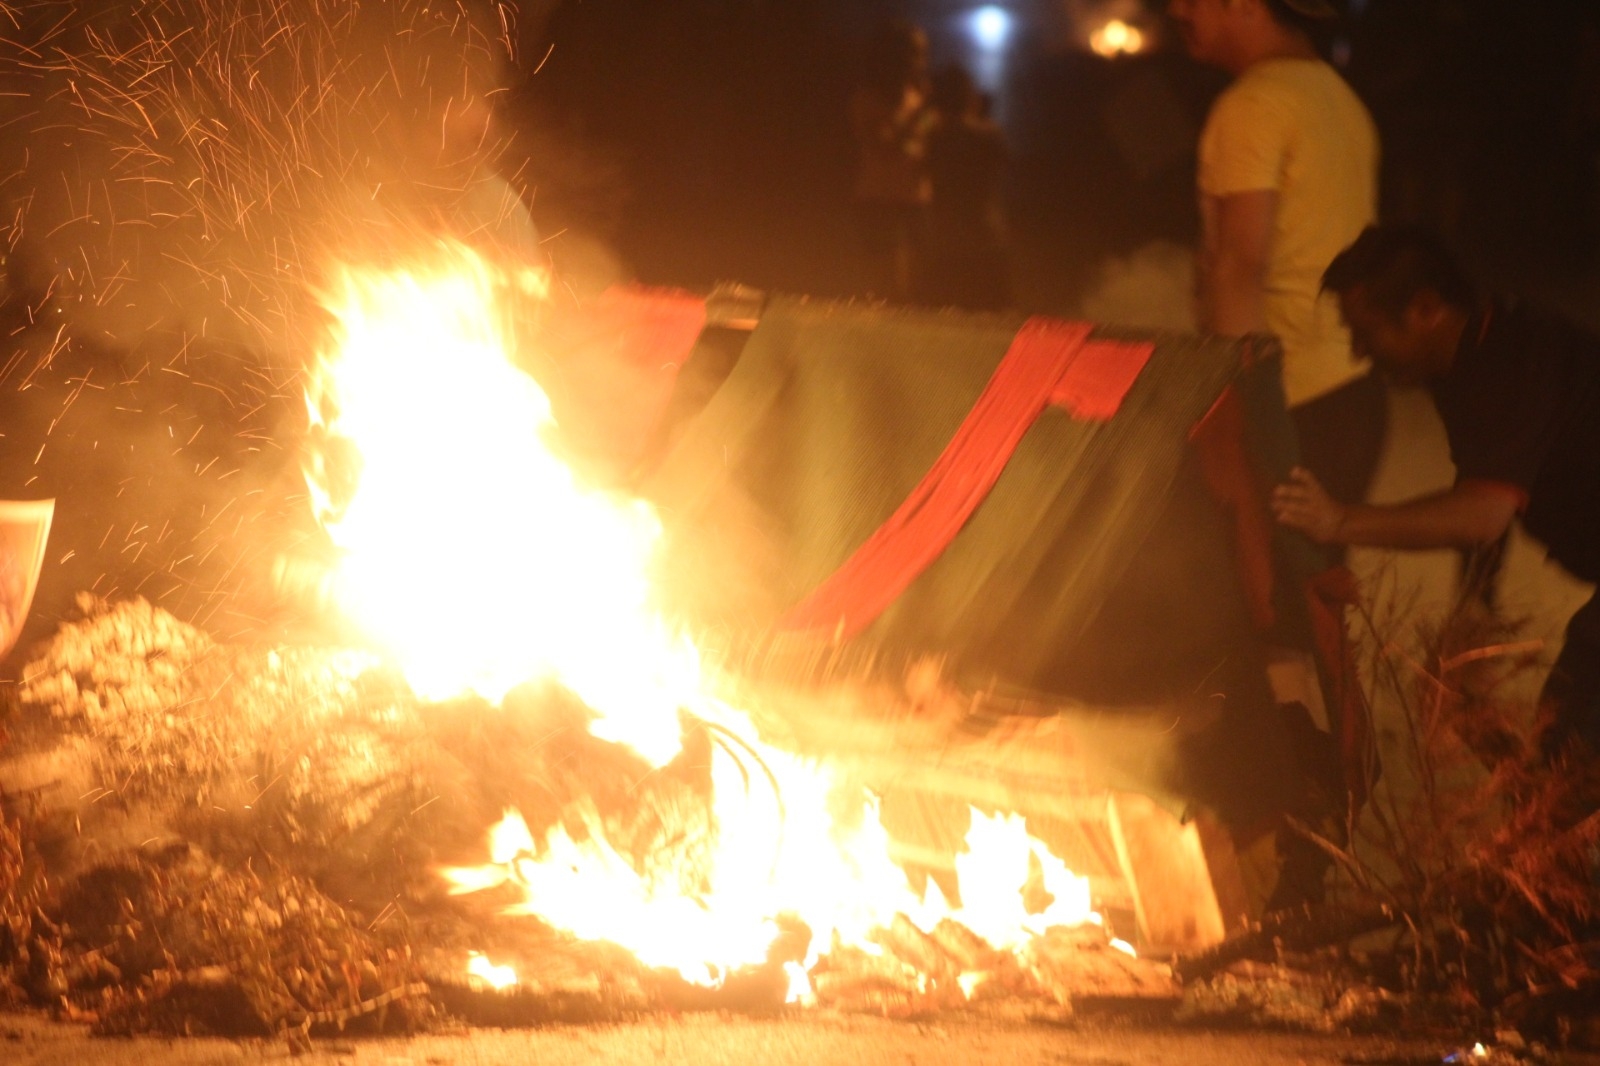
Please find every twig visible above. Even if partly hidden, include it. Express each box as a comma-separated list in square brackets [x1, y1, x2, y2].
[278, 979, 430, 1042]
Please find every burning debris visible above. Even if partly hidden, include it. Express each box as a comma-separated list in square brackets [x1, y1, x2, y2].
[0, 232, 1185, 1023]
[0, 235, 1183, 1017]
[0, 592, 1177, 1037]
[0, 227, 1594, 1052]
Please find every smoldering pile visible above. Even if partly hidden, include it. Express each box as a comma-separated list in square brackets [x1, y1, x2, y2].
[0, 596, 1189, 1039]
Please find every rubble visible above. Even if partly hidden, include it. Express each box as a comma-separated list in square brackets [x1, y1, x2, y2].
[2, 595, 1597, 1052]
[0, 597, 1171, 1039]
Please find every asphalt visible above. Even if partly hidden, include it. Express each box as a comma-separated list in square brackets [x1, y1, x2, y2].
[6, 1010, 1579, 1066]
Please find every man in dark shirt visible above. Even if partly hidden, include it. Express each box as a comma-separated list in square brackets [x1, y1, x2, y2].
[1271, 225, 1600, 760]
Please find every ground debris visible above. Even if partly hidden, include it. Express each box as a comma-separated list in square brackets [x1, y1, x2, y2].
[13, 595, 1597, 1048]
[0, 840, 423, 1037]
[1177, 952, 1406, 1033]
[15, 595, 396, 804]
[1174, 903, 1400, 984]
[1343, 1031, 1555, 1066]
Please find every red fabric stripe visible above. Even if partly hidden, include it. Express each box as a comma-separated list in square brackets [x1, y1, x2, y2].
[1307, 566, 1376, 806]
[1189, 386, 1278, 630]
[780, 318, 1095, 637]
[1051, 339, 1155, 420]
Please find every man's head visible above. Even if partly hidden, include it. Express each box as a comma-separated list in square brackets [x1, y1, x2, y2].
[1322, 225, 1479, 386]
[1167, 0, 1340, 72]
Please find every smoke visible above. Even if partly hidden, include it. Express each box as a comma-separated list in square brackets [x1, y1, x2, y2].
[1072, 240, 1196, 332]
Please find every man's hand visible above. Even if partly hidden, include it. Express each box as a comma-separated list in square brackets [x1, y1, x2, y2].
[1272, 466, 1347, 544]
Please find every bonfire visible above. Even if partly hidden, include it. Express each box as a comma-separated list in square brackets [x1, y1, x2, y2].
[4, 1, 1597, 1054]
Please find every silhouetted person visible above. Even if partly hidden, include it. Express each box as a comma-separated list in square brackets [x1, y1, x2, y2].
[849, 19, 932, 302]
[917, 64, 1009, 311]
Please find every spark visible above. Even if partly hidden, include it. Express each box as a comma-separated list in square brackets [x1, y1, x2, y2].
[1, 0, 529, 629]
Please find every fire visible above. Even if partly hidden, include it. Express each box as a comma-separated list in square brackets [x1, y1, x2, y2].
[306, 243, 699, 766]
[466, 952, 519, 991]
[442, 792, 1099, 995]
[308, 244, 1116, 1002]
[1090, 20, 1145, 58]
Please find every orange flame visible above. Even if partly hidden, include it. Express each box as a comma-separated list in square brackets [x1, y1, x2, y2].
[466, 952, 519, 991]
[307, 243, 698, 766]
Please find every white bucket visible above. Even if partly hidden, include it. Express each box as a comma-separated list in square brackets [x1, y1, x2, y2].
[0, 499, 54, 659]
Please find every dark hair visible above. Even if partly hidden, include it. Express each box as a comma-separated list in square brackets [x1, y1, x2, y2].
[1322, 225, 1478, 318]
[1262, 0, 1342, 54]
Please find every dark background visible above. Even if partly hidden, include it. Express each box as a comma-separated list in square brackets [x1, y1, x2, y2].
[508, 0, 1600, 320]
[2, 0, 1598, 642]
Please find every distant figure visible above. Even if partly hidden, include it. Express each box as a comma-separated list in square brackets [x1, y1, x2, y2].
[849, 19, 932, 302]
[1171, 0, 1385, 509]
[917, 64, 1010, 311]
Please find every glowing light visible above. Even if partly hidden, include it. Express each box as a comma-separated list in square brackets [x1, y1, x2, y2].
[466, 952, 519, 991]
[444, 797, 1104, 992]
[968, 5, 1014, 51]
[1090, 19, 1145, 58]
[784, 962, 815, 1006]
[307, 243, 700, 766]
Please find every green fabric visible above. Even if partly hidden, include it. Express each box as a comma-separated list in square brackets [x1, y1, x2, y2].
[645, 297, 1313, 830]
[649, 299, 1247, 677]
[647, 298, 1028, 632]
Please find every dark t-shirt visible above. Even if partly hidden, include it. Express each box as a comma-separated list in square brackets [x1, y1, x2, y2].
[1430, 297, 1600, 583]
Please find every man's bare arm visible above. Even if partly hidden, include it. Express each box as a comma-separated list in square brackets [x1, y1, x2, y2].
[1272, 467, 1520, 549]
[1201, 189, 1277, 336]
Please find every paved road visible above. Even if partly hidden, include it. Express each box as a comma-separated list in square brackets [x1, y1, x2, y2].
[10, 1010, 1594, 1066]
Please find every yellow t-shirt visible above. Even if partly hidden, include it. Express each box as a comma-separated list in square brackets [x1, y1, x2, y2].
[1199, 58, 1379, 407]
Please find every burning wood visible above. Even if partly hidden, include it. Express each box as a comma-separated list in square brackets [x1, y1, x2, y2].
[0, 583, 1178, 1036]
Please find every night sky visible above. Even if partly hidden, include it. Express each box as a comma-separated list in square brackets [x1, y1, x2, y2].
[1, 0, 1598, 640]
[509, 0, 1600, 316]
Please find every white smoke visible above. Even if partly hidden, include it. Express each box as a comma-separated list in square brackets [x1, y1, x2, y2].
[1073, 240, 1196, 332]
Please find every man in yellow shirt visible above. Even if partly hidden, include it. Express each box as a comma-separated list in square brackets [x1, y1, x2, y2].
[1170, 0, 1382, 914]
[1173, 0, 1384, 508]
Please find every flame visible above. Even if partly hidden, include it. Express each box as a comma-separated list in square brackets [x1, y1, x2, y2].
[308, 244, 1115, 999]
[943, 810, 1096, 951]
[307, 243, 698, 766]
[466, 952, 519, 991]
[443, 787, 1103, 994]
[1090, 20, 1145, 57]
